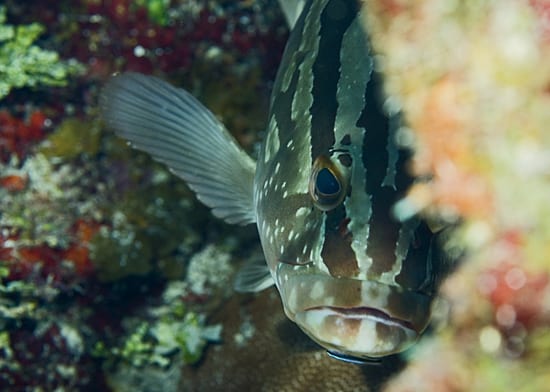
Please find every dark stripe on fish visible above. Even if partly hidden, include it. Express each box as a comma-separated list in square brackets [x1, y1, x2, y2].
[309, 0, 358, 160]
[357, 70, 401, 276]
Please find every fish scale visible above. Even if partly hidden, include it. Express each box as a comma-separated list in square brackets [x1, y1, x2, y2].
[101, 0, 448, 362]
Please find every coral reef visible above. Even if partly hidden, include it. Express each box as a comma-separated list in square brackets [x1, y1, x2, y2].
[0, 0, 287, 390]
[94, 280, 224, 391]
[362, 0, 550, 390]
[2, 0, 549, 391]
[181, 288, 406, 392]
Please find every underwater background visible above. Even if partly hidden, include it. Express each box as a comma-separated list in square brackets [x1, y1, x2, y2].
[1, 0, 550, 391]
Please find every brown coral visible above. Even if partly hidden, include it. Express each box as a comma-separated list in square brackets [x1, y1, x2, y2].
[182, 288, 406, 392]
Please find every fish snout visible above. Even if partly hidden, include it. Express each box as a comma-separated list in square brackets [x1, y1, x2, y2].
[276, 264, 433, 358]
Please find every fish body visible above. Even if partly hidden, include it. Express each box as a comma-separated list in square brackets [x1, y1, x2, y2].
[101, 0, 445, 361]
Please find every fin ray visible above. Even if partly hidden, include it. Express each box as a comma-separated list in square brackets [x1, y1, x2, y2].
[101, 72, 256, 225]
[233, 258, 274, 293]
[278, 0, 306, 29]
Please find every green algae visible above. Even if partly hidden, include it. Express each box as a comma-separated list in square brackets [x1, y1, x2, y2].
[94, 323, 160, 368]
[0, 6, 85, 98]
[89, 219, 154, 282]
[39, 117, 102, 159]
[0, 260, 58, 334]
[94, 280, 222, 379]
[135, 0, 171, 26]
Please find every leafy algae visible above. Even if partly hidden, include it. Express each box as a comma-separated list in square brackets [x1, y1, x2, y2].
[0, 6, 84, 98]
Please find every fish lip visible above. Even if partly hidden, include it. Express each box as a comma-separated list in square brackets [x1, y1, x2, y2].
[293, 305, 419, 358]
[304, 305, 417, 332]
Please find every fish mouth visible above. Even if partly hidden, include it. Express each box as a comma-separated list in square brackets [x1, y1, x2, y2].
[275, 263, 432, 357]
[294, 305, 419, 358]
[306, 305, 416, 332]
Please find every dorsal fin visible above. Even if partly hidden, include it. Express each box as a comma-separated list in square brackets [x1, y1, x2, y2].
[278, 0, 306, 29]
[100, 72, 257, 225]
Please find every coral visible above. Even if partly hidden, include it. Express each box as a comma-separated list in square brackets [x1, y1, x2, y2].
[365, 0, 550, 225]
[71, 0, 287, 80]
[88, 167, 208, 282]
[4, 0, 550, 389]
[39, 117, 102, 159]
[0, 110, 48, 162]
[0, 0, 289, 390]
[0, 264, 42, 325]
[361, 1, 550, 390]
[89, 212, 155, 282]
[0, 257, 103, 390]
[185, 244, 233, 296]
[0, 153, 98, 249]
[182, 288, 406, 392]
[95, 280, 222, 390]
[151, 311, 222, 364]
[0, 6, 84, 99]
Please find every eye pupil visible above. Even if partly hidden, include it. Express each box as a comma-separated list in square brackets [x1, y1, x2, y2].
[316, 168, 340, 196]
[309, 155, 346, 211]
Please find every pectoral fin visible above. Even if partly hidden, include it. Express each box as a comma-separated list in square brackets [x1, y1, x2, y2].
[101, 72, 257, 225]
[233, 257, 274, 293]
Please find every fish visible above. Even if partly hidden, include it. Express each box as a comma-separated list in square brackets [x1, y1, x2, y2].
[100, 0, 448, 362]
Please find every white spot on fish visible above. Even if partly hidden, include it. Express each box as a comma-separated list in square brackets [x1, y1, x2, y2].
[264, 116, 280, 164]
[311, 281, 324, 300]
[296, 207, 308, 218]
[288, 229, 294, 241]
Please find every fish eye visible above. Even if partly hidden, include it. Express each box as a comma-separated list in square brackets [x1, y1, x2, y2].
[309, 155, 346, 211]
[317, 168, 340, 195]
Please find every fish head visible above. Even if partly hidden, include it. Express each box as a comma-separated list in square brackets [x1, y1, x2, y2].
[256, 146, 439, 359]
[254, 0, 443, 359]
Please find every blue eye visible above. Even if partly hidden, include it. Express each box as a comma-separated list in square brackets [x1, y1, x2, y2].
[316, 168, 340, 196]
[309, 156, 346, 211]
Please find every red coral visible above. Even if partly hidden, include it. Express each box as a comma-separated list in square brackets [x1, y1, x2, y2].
[1, 220, 100, 285]
[484, 262, 549, 331]
[478, 231, 549, 331]
[63, 219, 101, 277]
[0, 174, 27, 192]
[482, 233, 546, 324]
[529, 0, 550, 42]
[0, 110, 48, 162]
[472, 231, 550, 356]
